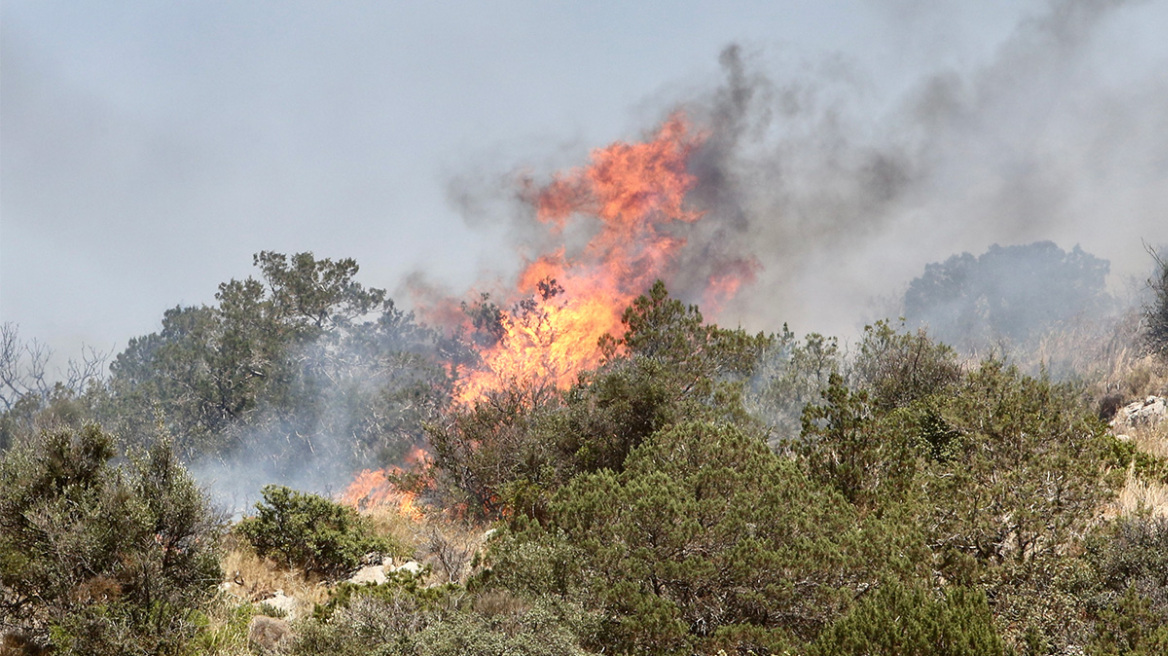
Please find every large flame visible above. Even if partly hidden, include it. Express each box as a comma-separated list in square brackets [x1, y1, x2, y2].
[345, 112, 757, 507]
[451, 112, 727, 403]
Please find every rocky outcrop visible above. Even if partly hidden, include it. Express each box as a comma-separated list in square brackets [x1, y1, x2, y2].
[256, 589, 304, 620]
[344, 557, 427, 586]
[1111, 396, 1168, 436]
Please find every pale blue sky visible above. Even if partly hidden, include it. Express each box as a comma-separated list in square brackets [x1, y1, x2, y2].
[2, 1, 1166, 368]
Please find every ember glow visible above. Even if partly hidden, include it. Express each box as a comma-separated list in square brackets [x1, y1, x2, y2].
[445, 111, 753, 404]
[339, 446, 428, 521]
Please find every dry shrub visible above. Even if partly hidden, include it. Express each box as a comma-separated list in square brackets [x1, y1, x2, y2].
[218, 535, 331, 608]
[1125, 422, 1168, 462]
[358, 500, 492, 584]
[362, 503, 432, 554]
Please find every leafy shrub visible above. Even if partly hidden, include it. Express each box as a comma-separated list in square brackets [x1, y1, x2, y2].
[798, 373, 919, 510]
[0, 425, 222, 654]
[426, 281, 771, 521]
[237, 484, 392, 578]
[922, 361, 1117, 568]
[1087, 587, 1168, 656]
[489, 421, 892, 654]
[1083, 515, 1168, 653]
[809, 580, 1004, 656]
[915, 361, 1120, 650]
[851, 319, 962, 411]
[293, 579, 596, 656]
[746, 327, 842, 445]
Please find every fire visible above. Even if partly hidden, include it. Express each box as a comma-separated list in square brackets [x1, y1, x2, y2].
[450, 112, 730, 404]
[343, 112, 759, 508]
[339, 446, 428, 521]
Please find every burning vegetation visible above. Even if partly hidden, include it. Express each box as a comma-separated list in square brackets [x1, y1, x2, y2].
[428, 112, 756, 405]
[4, 58, 1168, 656]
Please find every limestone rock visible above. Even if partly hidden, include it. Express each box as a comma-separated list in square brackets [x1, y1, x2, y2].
[1111, 396, 1168, 431]
[256, 589, 304, 620]
[390, 560, 425, 576]
[347, 563, 388, 585]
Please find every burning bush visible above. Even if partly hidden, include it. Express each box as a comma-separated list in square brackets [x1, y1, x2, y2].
[425, 281, 770, 521]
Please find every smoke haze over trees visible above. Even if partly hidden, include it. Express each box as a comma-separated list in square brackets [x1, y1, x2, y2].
[3, 0, 1166, 363]
[3, 1, 1168, 653]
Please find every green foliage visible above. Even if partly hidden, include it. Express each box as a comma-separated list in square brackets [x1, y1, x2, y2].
[236, 484, 392, 578]
[293, 578, 597, 656]
[0, 425, 222, 654]
[746, 326, 842, 445]
[908, 361, 1121, 650]
[809, 580, 1005, 656]
[798, 373, 918, 511]
[851, 319, 962, 411]
[102, 251, 447, 472]
[1104, 434, 1168, 486]
[427, 281, 772, 520]
[1087, 587, 1168, 656]
[921, 361, 1117, 568]
[490, 421, 877, 654]
[1082, 515, 1168, 654]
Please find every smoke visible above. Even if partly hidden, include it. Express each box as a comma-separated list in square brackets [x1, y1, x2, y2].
[442, 0, 1167, 340]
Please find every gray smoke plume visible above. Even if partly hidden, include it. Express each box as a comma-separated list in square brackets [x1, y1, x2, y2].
[674, 0, 1166, 337]
[443, 0, 1166, 341]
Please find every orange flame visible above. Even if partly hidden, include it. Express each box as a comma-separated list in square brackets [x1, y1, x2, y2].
[339, 446, 428, 521]
[450, 112, 732, 403]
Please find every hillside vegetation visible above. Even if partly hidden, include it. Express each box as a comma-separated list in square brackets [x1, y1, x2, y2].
[3, 247, 1168, 656]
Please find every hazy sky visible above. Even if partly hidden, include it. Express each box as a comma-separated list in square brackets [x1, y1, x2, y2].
[3, 0, 1166, 370]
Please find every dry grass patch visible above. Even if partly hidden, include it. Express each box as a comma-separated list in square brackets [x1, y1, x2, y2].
[217, 535, 331, 608]
[1125, 422, 1168, 461]
[1115, 467, 1168, 518]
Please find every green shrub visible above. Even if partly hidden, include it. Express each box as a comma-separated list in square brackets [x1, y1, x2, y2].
[0, 425, 222, 654]
[851, 319, 962, 411]
[1083, 515, 1168, 653]
[293, 581, 596, 656]
[236, 484, 391, 578]
[809, 581, 1005, 656]
[488, 421, 893, 654]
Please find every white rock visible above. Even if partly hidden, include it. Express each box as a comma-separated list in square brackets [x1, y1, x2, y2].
[258, 589, 304, 620]
[390, 560, 425, 576]
[347, 564, 388, 585]
[1111, 396, 1167, 431]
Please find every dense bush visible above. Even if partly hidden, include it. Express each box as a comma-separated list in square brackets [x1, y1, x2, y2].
[922, 361, 1117, 568]
[0, 426, 222, 654]
[293, 577, 597, 656]
[101, 251, 448, 473]
[485, 421, 905, 655]
[1082, 515, 1168, 654]
[237, 484, 394, 578]
[746, 327, 842, 445]
[808, 580, 1004, 656]
[851, 319, 962, 411]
